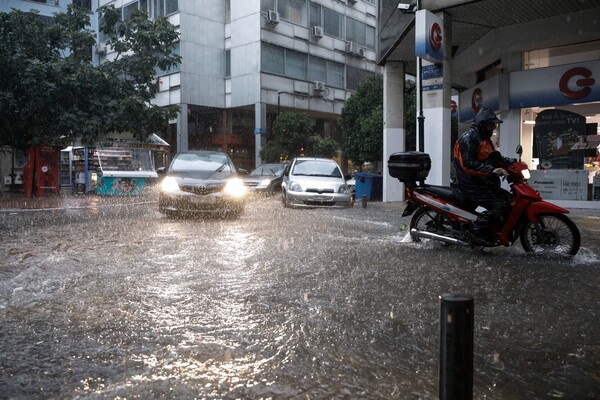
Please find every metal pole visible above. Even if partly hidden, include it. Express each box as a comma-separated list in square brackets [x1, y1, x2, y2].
[416, 0, 425, 153]
[439, 294, 474, 400]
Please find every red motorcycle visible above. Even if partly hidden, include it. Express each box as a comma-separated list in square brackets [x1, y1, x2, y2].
[388, 146, 581, 256]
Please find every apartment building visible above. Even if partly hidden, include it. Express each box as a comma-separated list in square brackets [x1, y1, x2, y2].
[94, 0, 381, 170]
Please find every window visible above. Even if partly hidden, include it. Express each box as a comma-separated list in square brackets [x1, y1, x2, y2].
[309, 56, 344, 88]
[285, 49, 307, 80]
[278, 0, 307, 25]
[261, 0, 307, 25]
[263, 43, 344, 88]
[225, 0, 231, 23]
[155, 42, 181, 76]
[323, 8, 344, 39]
[347, 66, 377, 91]
[139, 0, 178, 19]
[225, 50, 231, 78]
[123, 1, 138, 21]
[262, 43, 285, 75]
[346, 17, 375, 49]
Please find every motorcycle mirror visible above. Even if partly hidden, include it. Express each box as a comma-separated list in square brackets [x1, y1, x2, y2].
[516, 145, 523, 161]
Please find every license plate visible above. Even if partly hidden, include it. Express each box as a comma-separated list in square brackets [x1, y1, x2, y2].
[191, 195, 216, 204]
[309, 195, 329, 201]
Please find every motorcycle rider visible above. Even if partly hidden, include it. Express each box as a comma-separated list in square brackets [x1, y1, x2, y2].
[452, 107, 514, 245]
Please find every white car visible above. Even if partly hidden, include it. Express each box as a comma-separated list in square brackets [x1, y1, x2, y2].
[281, 157, 353, 208]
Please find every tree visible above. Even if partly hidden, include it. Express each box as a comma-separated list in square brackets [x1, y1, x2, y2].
[339, 76, 383, 166]
[261, 112, 337, 162]
[0, 4, 180, 149]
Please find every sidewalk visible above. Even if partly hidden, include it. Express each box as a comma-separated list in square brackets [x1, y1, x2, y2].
[0, 191, 157, 211]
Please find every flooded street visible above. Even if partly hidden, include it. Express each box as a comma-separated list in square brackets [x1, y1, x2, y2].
[0, 198, 599, 399]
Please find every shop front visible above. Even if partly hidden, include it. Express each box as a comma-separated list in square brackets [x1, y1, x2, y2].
[458, 47, 600, 208]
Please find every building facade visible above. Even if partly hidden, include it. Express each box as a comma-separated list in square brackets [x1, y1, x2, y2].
[94, 0, 381, 171]
[378, 0, 600, 209]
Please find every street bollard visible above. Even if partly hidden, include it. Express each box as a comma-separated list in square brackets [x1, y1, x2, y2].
[361, 194, 367, 208]
[439, 294, 474, 400]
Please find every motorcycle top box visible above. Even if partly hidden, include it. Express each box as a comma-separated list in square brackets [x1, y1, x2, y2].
[388, 151, 431, 182]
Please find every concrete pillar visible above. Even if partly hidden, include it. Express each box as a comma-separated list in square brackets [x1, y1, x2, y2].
[498, 52, 523, 160]
[254, 102, 266, 168]
[177, 103, 189, 152]
[422, 12, 453, 186]
[383, 61, 405, 202]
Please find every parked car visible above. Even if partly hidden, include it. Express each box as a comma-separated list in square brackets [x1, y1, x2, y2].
[158, 151, 247, 218]
[281, 157, 353, 208]
[242, 163, 286, 195]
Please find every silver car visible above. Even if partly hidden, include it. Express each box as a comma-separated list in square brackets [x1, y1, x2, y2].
[281, 157, 353, 208]
[158, 151, 247, 218]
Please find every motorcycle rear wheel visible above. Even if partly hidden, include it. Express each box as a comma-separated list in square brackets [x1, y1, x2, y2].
[520, 213, 581, 256]
[410, 207, 454, 244]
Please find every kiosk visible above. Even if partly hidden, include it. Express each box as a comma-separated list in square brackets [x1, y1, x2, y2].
[95, 134, 170, 196]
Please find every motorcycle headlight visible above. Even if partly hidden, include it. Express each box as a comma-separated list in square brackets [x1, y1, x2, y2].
[521, 169, 531, 180]
[160, 176, 179, 193]
[224, 178, 247, 198]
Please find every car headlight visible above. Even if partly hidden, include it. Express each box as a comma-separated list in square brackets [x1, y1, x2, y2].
[224, 178, 247, 198]
[289, 181, 302, 192]
[259, 178, 272, 187]
[160, 176, 179, 193]
[338, 184, 349, 194]
[521, 169, 531, 180]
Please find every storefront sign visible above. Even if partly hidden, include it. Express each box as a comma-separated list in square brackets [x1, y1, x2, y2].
[458, 75, 500, 122]
[529, 170, 588, 200]
[510, 60, 600, 109]
[415, 10, 444, 63]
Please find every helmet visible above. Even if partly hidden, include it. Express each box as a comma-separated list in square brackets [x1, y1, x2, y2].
[473, 107, 503, 125]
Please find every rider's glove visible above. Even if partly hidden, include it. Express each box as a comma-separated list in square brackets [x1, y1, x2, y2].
[493, 167, 509, 177]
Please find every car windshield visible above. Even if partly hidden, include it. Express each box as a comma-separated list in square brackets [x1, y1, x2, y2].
[170, 153, 231, 172]
[292, 160, 342, 178]
[249, 164, 285, 177]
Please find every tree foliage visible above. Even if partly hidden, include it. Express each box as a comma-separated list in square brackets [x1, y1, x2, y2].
[261, 112, 338, 162]
[0, 5, 180, 149]
[339, 75, 384, 166]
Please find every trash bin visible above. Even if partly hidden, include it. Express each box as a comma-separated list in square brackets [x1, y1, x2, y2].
[355, 172, 383, 201]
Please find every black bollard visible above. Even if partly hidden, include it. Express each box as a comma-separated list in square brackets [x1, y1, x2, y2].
[439, 294, 474, 400]
[361, 195, 367, 208]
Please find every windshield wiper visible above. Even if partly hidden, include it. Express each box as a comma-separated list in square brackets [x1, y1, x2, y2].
[215, 162, 228, 172]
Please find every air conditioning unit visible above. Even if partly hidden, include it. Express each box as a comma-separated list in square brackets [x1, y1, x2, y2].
[94, 43, 107, 55]
[267, 10, 280, 27]
[345, 41, 366, 58]
[312, 26, 323, 39]
[313, 81, 326, 96]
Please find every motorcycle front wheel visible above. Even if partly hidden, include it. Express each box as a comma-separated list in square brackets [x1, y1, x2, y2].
[410, 207, 454, 244]
[520, 213, 581, 256]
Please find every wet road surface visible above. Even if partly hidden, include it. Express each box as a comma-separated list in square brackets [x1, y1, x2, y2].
[0, 198, 599, 399]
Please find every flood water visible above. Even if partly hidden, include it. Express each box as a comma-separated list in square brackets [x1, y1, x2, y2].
[1, 197, 599, 399]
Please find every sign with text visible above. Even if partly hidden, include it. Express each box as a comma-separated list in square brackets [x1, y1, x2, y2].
[529, 170, 588, 200]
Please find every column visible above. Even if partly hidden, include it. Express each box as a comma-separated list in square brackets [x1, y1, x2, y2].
[177, 103, 188, 152]
[254, 102, 266, 168]
[383, 61, 405, 202]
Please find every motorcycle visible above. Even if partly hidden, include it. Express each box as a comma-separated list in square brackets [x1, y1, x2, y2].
[388, 146, 581, 256]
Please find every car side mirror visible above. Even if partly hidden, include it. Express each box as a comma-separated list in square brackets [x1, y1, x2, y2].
[156, 167, 166, 175]
[238, 168, 249, 175]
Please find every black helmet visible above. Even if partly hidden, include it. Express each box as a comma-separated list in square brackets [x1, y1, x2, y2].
[473, 107, 503, 124]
